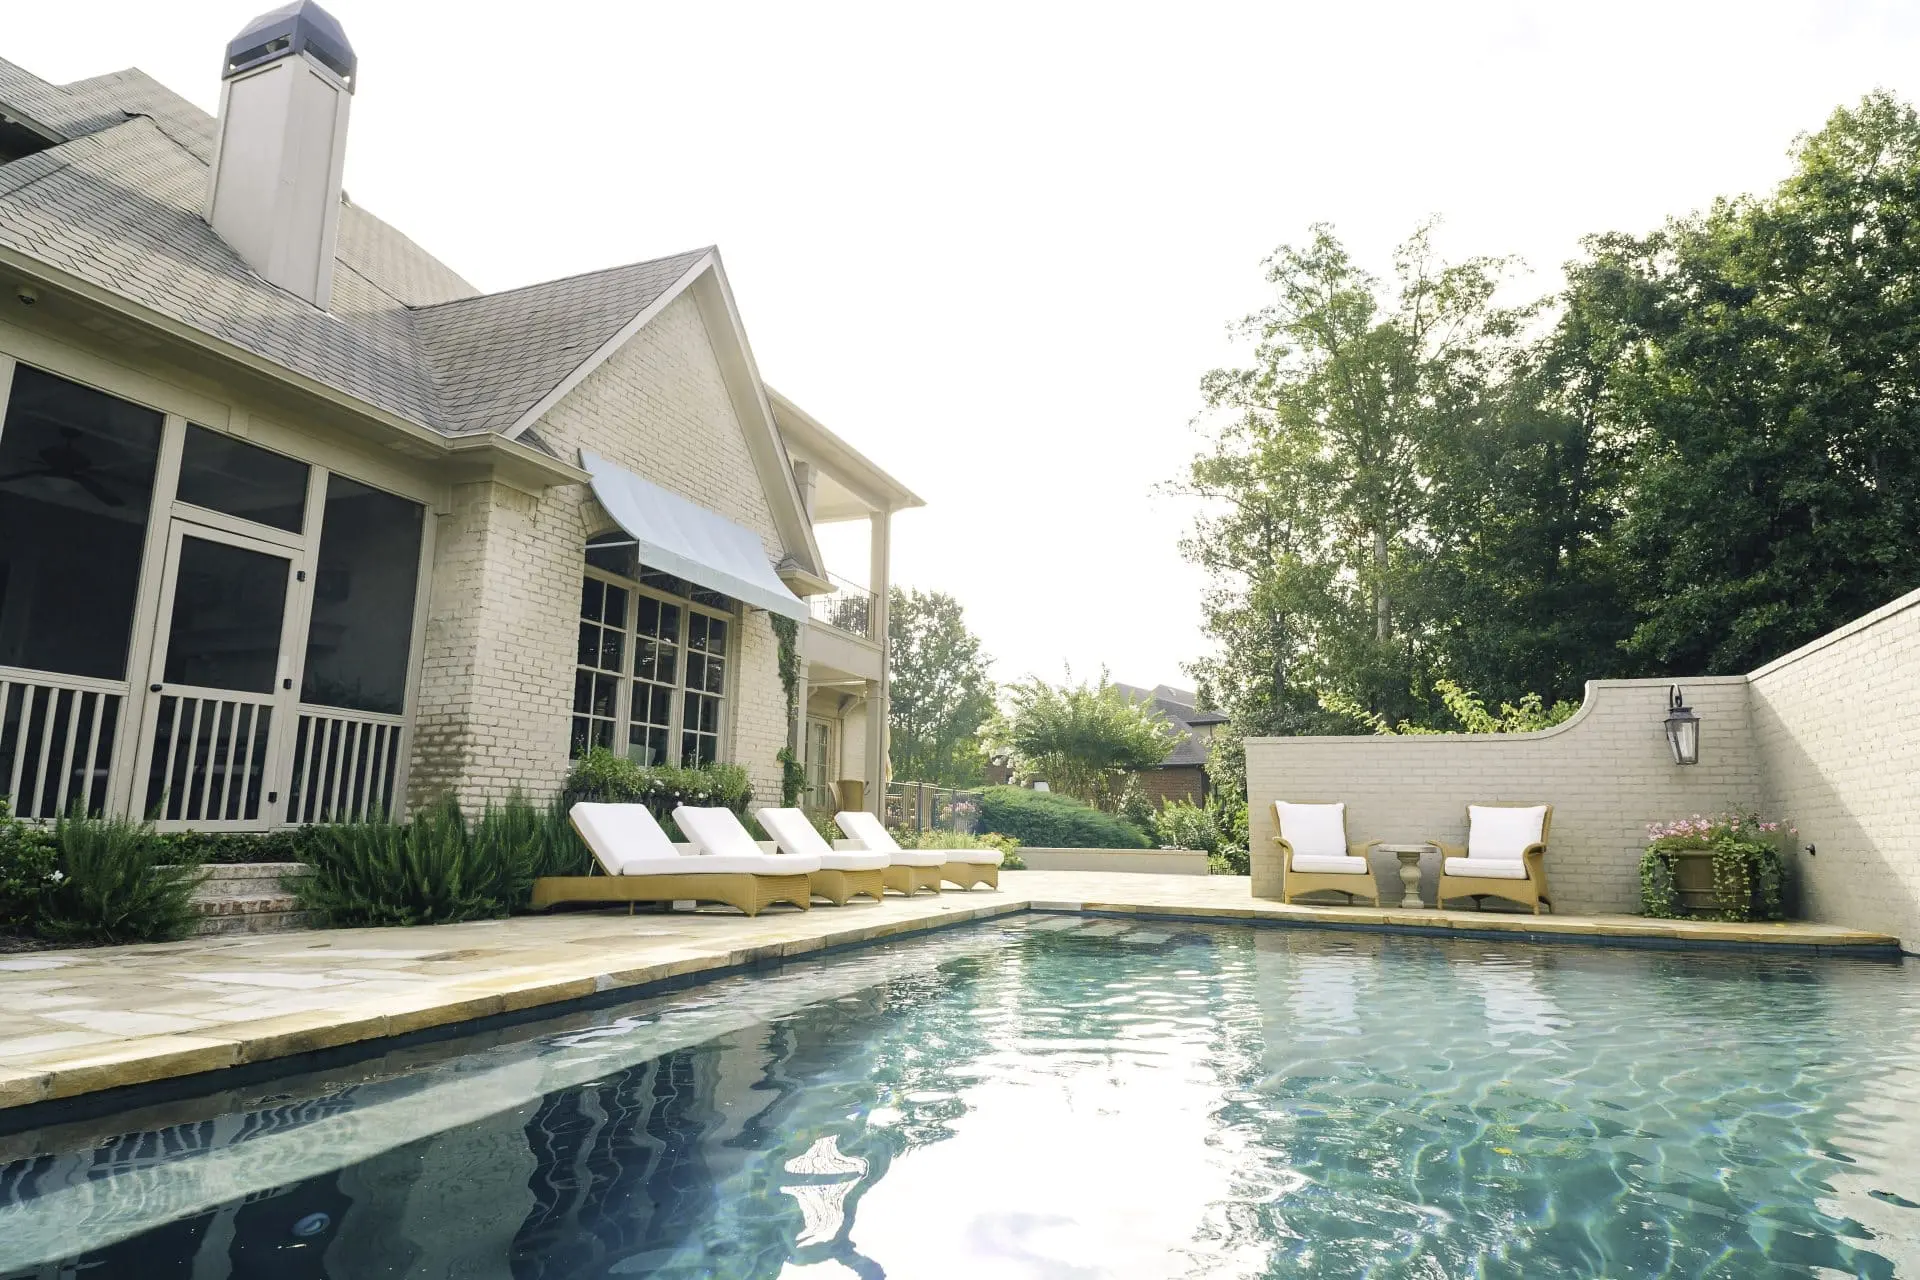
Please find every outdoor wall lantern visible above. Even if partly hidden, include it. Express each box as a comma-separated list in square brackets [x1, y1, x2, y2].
[1664, 685, 1700, 766]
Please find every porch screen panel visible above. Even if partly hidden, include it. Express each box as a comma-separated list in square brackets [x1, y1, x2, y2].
[300, 476, 423, 714]
[0, 365, 162, 680]
[176, 424, 309, 533]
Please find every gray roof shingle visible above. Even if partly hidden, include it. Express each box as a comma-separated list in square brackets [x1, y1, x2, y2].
[0, 56, 706, 441]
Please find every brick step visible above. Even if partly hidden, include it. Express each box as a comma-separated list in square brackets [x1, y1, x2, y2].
[189, 864, 314, 936]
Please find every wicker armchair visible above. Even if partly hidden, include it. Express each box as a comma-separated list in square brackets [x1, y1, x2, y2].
[1272, 801, 1382, 906]
[1431, 804, 1553, 914]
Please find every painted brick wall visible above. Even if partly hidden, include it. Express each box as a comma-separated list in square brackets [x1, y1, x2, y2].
[1750, 589, 1920, 950]
[409, 291, 793, 808]
[1245, 678, 1764, 913]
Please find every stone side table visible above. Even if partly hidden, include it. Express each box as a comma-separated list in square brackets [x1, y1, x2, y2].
[1378, 844, 1434, 909]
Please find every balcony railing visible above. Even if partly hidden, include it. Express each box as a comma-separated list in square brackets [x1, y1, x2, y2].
[885, 782, 983, 835]
[809, 573, 875, 640]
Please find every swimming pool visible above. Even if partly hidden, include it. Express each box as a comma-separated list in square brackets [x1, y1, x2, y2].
[0, 916, 1915, 1278]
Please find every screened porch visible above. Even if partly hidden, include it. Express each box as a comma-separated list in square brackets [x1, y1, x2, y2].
[0, 357, 431, 830]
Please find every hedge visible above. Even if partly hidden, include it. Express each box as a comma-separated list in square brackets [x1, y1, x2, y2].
[977, 786, 1150, 849]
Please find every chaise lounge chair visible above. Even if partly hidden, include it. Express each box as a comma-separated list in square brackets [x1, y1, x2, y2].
[832, 810, 949, 895]
[531, 802, 816, 917]
[1432, 804, 1553, 915]
[755, 806, 889, 905]
[1273, 801, 1382, 907]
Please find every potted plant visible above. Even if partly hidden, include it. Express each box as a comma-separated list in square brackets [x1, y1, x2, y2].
[1639, 813, 1793, 922]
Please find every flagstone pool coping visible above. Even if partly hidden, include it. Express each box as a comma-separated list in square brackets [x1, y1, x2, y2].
[0, 870, 1900, 1124]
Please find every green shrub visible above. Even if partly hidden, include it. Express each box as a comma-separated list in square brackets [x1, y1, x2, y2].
[1117, 778, 1156, 832]
[977, 786, 1150, 850]
[0, 799, 59, 931]
[37, 812, 202, 944]
[296, 794, 570, 927]
[562, 749, 754, 820]
[155, 828, 315, 865]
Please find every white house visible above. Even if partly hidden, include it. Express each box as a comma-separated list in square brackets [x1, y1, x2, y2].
[0, 2, 919, 830]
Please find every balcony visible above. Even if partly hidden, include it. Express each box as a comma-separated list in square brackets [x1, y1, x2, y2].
[808, 573, 874, 640]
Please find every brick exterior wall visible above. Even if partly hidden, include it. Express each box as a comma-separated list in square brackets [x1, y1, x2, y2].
[408, 291, 793, 809]
[1245, 678, 1764, 914]
[1750, 588, 1920, 950]
[1137, 765, 1207, 809]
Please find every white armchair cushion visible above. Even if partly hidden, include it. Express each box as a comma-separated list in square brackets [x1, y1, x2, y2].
[1292, 853, 1371, 875]
[1275, 802, 1349, 861]
[1467, 805, 1548, 859]
[1443, 857, 1529, 881]
[571, 803, 678, 875]
[835, 810, 902, 854]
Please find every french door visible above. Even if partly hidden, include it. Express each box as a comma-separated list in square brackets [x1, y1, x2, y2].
[133, 521, 307, 829]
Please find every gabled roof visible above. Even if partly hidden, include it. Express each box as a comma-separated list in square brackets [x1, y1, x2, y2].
[0, 58, 719, 445]
[1113, 682, 1217, 769]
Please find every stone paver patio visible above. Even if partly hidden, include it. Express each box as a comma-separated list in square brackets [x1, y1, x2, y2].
[0, 871, 1899, 1117]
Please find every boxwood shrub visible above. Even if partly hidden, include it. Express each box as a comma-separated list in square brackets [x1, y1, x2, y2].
[977, 786, 1150, 849]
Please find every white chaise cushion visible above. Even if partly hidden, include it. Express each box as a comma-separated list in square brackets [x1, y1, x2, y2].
[835, 810, 901, 853]
[1275, 802, 1350, 862]
[937, 845, 1004, 866]
[1292, 853, 1371, 875]
[1443, 857, 1530, 880]
[571, 803, 681, 875]
[1467, 805, 1548, 859]
[673, 806, 822, 874]
[834, 811, 945, 866]
[757, 807, 890, 871]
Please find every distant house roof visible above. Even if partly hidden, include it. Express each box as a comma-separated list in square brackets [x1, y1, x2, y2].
[0, 57, 715, 442]
[1112, 682, 1221, 770]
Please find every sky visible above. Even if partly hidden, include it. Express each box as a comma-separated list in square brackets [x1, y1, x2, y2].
[10, 1, 1920, 691]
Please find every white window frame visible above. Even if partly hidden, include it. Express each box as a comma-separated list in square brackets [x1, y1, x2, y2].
[804, 715, 835, 810]
[575, 560, 738, 768]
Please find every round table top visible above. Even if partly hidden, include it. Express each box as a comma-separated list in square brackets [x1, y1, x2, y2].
[1377, 843, 1434, 855]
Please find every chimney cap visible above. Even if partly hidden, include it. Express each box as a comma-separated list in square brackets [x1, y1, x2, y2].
[224, 0, 357, 90]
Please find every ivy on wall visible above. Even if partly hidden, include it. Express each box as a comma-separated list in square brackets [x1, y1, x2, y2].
[771, 613, 805, 806]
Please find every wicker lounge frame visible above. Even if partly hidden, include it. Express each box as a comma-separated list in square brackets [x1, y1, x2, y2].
[883, 864, 944, 896]
[529, 867, 813, 917]
[810, 867, 887, 907]
[939, 862, 999, 891]
[1431, 804, 1554, 915]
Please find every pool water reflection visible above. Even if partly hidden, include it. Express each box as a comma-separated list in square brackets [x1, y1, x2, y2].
[1, 918, 1917, 1278]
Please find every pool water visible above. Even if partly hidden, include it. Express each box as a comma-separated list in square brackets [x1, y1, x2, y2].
[1, 917, 1917, 1279]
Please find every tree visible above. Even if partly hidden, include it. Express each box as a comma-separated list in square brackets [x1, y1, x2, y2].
[988, 672, 1174, 810]
[887, 587, 995, 786]
[1175, 222, 1532, 731]
[1563, 91, 1920, 673]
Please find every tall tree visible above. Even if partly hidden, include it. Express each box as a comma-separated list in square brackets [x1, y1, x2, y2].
[887, 587, 995, 785]
[1564, 91, 1920, 672]
[987, 672, 1175, 810]
[1176, 222, 1528, 730]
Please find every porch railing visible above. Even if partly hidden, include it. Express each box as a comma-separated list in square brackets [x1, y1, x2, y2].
[0, 666, 125, 820]
[808, 574, 875, 640]
[288, 705, 406, 825]
[884, 781, 983, 835]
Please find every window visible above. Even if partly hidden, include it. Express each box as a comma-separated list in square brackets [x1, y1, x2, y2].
[805, 718, 834, 809]
[300, 476, 424, 714]
[572, 536, 735, 767]
[572, 577, 626, 757]
[0, 364, 164, 679]
[175, 424, 309, 532]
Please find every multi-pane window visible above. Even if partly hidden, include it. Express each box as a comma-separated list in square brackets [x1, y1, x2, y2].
[628, 595, 679, 766]
[805, 718, 833, 809]
[682, 612, 729, 766]
[572, 538, 734, 767]
[572, 578, 627, 756]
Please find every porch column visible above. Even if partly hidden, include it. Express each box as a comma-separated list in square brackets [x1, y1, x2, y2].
[865, 509, 891, 815]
